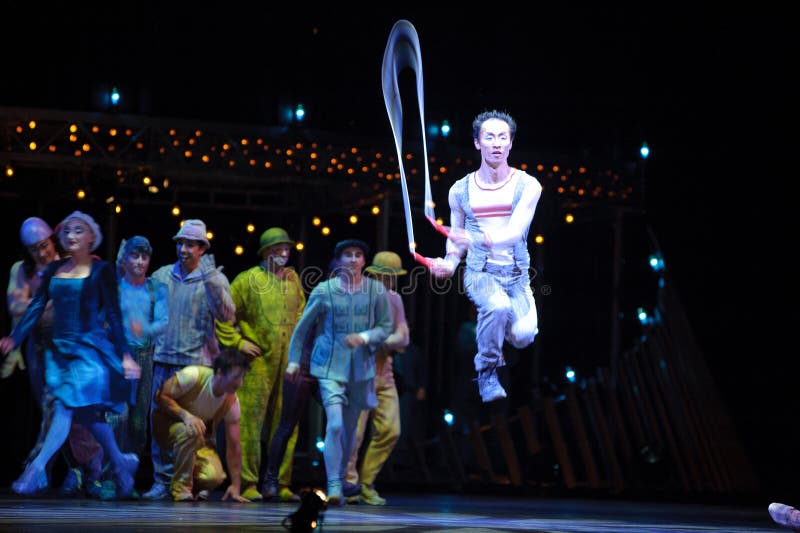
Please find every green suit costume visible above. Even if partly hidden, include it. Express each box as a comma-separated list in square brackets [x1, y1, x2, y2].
[216, 265, 305, 491]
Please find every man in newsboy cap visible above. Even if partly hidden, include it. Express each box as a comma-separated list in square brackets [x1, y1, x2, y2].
[143, 219, 235, 500]
[345, 251, 409, 505]
[285, 239, 393, 505]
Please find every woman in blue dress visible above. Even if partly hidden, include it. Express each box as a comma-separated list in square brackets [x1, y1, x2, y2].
[0, 211, 141, 498]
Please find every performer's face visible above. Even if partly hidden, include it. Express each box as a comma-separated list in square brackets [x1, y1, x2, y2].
[27, 237, 57, 267]
[122, 251, 151, 279]
[62, 219, 94, 254]
[338, 247, 366, 273]
[217, 365, 246, 393]
[175, 238, 204, 272]
[265, 243, 291, 267]
[474, 118, 513, 164]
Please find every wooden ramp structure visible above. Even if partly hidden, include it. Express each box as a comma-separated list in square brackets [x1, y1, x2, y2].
[401, 274, 758, 499]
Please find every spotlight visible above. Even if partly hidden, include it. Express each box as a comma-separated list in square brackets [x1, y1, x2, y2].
[443, 409, 454, 426]
[565, 366, 576, 383]
[282, 487, 327, 533]
[110, 86, 121, 106]
[648, 253, 665, 272]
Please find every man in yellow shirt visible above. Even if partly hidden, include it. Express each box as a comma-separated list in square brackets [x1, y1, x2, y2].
[152, 347, 250, 502]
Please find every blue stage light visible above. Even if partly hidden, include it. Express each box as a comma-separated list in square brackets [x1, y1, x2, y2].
[648, 253, 665, 272]
[443, 409, 454, 426]
[110, 87, 120, 106]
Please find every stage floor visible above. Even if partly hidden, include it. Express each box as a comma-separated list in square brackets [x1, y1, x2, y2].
[0, 491, 782, 532]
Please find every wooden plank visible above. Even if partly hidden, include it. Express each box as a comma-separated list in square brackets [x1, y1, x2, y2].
[492, 413, 522, 487]
[543, 397, 576, 489]
[566, 386, 601, 488]
[585, 377, 625, 494]
[517, 404, 543, 455]
[467, 419, 496, 483]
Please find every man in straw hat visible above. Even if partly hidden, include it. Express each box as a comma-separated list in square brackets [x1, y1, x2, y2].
[143, 218, 235, 500]
[345, 251, 410, 505]
[216, 227, 306, 502]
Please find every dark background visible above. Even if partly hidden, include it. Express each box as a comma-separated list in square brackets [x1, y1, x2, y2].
[0, 4, 794, 501]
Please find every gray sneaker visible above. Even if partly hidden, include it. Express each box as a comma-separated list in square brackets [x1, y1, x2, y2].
[477, 367, 506, 402]
[142, 482, 170, 500]
[769, 502, 800, 529]
[327, 480, 343, 506]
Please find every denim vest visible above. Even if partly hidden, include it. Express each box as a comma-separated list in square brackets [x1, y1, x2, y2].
[451, 170, 534, 273]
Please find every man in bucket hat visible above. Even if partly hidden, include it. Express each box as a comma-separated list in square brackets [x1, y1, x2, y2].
[143, 219, 235, 500]
[345, 251, 409, 505]
[217, 227, 306, 502]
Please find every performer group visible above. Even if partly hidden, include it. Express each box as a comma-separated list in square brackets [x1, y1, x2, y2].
[1, 110, 541, 504]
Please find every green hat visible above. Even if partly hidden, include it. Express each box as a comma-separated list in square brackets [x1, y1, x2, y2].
[365, 251, 407, 276]
[258, 227, 294, 256]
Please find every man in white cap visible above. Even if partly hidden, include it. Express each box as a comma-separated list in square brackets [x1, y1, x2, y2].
[143, 219, 235, 500]
[216, 227, 306, 502]
[345, 251, 409, 505]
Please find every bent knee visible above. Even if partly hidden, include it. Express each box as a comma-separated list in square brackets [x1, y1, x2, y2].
[509, 317, 538, 348]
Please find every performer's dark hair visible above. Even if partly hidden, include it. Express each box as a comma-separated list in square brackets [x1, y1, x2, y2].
[472, 110, 516, 141]
[213, 347, 251, 374]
